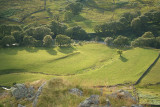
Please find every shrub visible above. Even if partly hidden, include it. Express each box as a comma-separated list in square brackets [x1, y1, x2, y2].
[25, 26, 53, 40]
[23, 36, 35, 46]
[113, 35, 129, 47]
[1, 36, 15, 46]
[142, 32, 154, 38]
[43, 35, 53, 47]
[66, 26, 89, 40]
[50, 21, 67, 36]
[12, 31, 24, 44]
[34, 40, 43, 47]
[65, 2, 83, 15]
[64, 12, 74, 21]
[56, 34, 71, 46]
[104, 37, 114, 46]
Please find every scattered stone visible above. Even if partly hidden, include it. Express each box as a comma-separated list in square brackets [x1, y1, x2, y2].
[18, 104, 26, 107]
[106, 89, 136, 102]
[69, 88, 83, 96]
[131, 104, 143, 107]
[11, 84, 35, 100]
[33, 82, 46, 107]
[79, 95, 99, 107]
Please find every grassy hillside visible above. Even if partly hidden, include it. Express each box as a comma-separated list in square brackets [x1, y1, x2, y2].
[0, 0, 159, 32]
[0, 43, 159, 86]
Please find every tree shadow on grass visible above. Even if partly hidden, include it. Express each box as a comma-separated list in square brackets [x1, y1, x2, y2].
[119, 56, 128, 62]
[0, 69, 27, 75]
[58, 46, 76, 54]
[46, 48, 57, 55]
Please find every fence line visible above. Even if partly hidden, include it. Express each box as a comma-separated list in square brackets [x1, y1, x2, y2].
[135, 53, 160, 85]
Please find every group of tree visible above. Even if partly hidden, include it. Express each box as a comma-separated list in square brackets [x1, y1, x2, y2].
[95, 9, 160, 38]
[104, 32, 160, 49]
[0, 21, 89, 47]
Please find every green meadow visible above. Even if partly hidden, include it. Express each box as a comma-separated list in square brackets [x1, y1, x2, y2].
[0, 43, 159, 86]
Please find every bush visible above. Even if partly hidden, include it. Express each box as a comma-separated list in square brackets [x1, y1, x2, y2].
[56, 34, 71, 46]
[12, 31, 24, 44]
[113, 35, 129, 47]
[43, 35, 53, 47]
[1, 36, 15, 46]
[50, 21, 67, 36]
[25, 26, 53, 40]
[155, 36, 160, 48]
[142, 32, 154, 38]
[64, 12, 74, 21]
[34, 40, 43, 47]
[65, 2, 83, 15]
[66, 26, 89, 40]
[104, 37, 114, 46]
[23, 36, 35, 46]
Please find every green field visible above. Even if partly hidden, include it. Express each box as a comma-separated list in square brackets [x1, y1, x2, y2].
[0, 43, 159, 86]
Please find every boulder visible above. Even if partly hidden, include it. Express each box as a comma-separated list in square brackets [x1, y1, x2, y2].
[11, 84, 35, 100]
[18, 104, 26, 107]
[107, 89, 136, 102]
[79, 95, 99, 107]
[131, 104, 143, 107]
[69, 88, 83, 96]
[33, 82, 46, 107]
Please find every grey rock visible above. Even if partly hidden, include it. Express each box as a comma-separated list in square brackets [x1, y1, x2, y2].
[11, 84, 35, 99]
[131, 104, 143, 107]
[18, 104, 26, 107]
[79, 95, 99, 107]
[33, 82, 46, 107]
[106, 89, 136, 102]
[69, 88, 83, 96]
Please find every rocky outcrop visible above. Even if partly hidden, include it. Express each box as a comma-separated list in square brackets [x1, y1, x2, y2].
[18, 104, 26, 107]
[78, 95, 99, 107]
[106, 89, 136, 102]
[32, 82, 46, 107]
[11, 84, 35, 100]
[69, 88, 83, 96]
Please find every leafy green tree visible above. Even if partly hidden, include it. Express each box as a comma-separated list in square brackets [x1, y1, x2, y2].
[131, 32, 155, 47]
[23, 36, 35, 46]
[43, 35, 53, 47]
[117, 50, 123, 56]
[142, 32, 154, 38]
[2, 36, 15, 46]
[104, 37, 114, 46]
[12, 31, 24, 44]
[66, 26, 88, 40]
[25, 26, 53, 40]
[113, 35, 129, 47]
[65, 2, 83, 15]
[56, 34, 71, 46]
[131, 17, 142, 33]
[50, 21, 67, 36]
[64, 12, 74, 21]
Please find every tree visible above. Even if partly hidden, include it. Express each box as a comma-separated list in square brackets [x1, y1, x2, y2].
[23, 36, 35, 46]
[66, 26, 89, 40]
[64, 12, 74, 21]
[113, 35, 129, 47]
[142, 32, 154, 38]
[43, 35, 53, 47]
[50, 21, 67, 36]
[25, 26, 53, 40]
[117, 50, 123, 56]
[1, 36, 15, 46]
[65, 2, 83, 15]
[12, 31, 24, 44]
[56, 34, 71, 46]
[104, 37, 114, 46]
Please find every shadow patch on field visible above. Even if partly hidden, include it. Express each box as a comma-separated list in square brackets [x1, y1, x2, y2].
[46, 48, 57, 55]
[0, 69, 27, 75]
[47, 52, 80, 63]
[119, 56, 128, 62]
[58, 46, 76, 54]
[25, 47, 39, 53]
